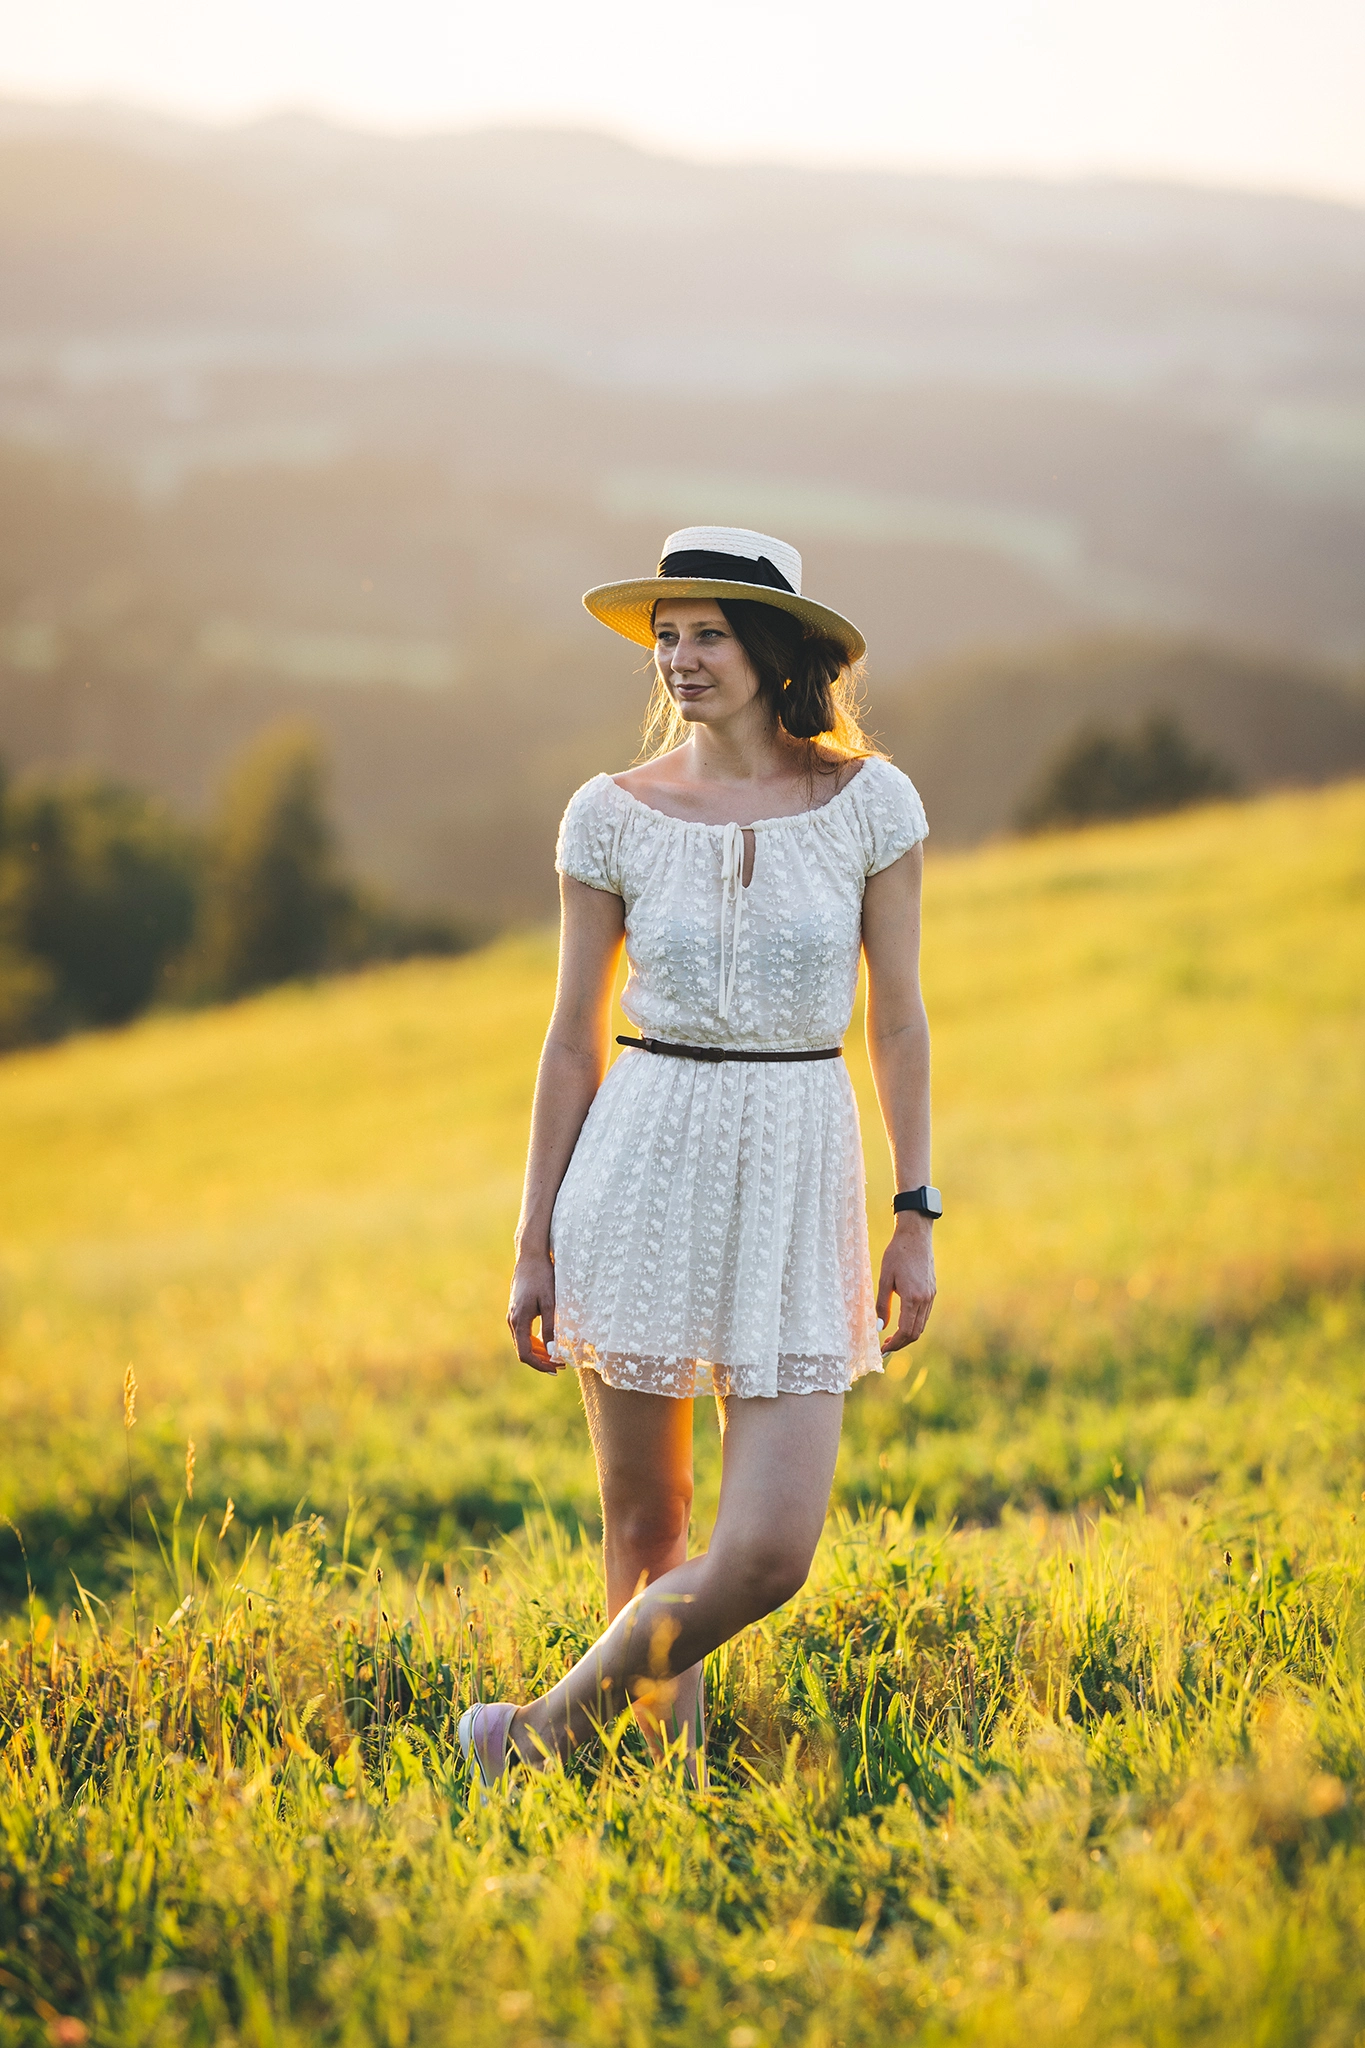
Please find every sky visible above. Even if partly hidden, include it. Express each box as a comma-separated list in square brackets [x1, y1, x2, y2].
[1, 0, 1364, 204]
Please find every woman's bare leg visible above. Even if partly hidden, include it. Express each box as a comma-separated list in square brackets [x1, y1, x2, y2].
[513, 1390, 843, 1766]
[576, 1372, 704, 1770]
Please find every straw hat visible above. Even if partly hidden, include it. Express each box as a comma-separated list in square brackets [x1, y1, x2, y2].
[583, 525, 866, 663]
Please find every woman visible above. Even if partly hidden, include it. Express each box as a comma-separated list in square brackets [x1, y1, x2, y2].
[459, 525, 937, 1784]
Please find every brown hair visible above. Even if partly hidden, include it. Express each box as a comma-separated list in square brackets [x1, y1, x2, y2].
[640, 598, 881, 761]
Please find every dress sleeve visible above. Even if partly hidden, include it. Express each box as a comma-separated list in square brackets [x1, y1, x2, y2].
[859, 761, 929, 876]
[555, 778, 623, 894]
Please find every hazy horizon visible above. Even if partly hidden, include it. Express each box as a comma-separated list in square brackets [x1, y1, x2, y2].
[7, 92, 1365, 216]
[2, 0, 1364, 205]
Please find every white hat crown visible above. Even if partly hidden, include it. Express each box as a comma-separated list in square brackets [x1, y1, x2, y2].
[661, 526, 802, 596]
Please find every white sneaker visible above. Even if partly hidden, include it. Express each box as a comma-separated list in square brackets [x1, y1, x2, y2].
[457, 1701, 519, 1795]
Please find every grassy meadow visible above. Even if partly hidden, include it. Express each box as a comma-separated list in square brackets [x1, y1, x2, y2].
[1, 777, 1363, 2045]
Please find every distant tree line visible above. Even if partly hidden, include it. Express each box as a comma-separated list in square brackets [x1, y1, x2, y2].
[1015, 711, 1240, 832]
[0, 722, 476, 1052]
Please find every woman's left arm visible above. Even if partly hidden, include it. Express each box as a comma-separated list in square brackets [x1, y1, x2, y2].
[861, 842, 936, 1352]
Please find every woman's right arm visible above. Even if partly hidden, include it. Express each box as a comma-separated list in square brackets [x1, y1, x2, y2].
[507, 874, 626, 1371]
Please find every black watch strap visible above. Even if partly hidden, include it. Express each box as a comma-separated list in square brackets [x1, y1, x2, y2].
[893, 1185, 942, 1219]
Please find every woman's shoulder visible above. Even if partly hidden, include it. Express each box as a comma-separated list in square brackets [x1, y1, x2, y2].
[607, 753, 699, 814]
[556, 775, 631, 891]
[841, 755, 929, 871]
[819, 752, 918, 813]
[558, 771, 641, 830]
[607, 761, 657, 796]
[845, 753, 913, 793]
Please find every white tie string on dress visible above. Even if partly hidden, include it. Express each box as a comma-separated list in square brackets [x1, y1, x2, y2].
[718, 822, 747, 1021]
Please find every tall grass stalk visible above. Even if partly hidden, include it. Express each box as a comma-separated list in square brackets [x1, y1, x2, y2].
[121, 1366, 138, 1653]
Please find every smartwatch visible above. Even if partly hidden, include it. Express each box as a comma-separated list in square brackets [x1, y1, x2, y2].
[893, 1186, 942, 1220]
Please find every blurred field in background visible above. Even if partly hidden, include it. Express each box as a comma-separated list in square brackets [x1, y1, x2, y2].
[2, 778, 1363, 2046]
[3, 110, 1365, 924]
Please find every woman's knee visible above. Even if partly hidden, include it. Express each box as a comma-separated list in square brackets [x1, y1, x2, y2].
[726, 1537, 815, 1619]
[604, 1484, 693, 1567]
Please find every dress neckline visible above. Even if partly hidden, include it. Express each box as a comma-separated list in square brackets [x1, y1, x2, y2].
[606, 757, 874, 832]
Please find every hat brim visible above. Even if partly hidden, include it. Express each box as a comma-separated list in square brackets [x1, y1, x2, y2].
[583, 578, 866, 664]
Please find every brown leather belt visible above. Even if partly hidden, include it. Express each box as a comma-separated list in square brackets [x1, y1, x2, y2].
[616, 1035, 843, 1064]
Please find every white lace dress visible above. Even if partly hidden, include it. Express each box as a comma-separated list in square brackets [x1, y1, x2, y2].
[549, 757, 928, 1400]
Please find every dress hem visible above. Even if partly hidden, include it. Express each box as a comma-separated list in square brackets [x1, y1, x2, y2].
[551, 1334, 884, 1401]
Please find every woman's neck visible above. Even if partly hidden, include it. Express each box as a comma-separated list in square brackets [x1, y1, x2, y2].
[681, 708, 805, 788]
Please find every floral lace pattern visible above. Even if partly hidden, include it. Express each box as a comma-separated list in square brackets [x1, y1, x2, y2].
[550, 757, 928, 1400]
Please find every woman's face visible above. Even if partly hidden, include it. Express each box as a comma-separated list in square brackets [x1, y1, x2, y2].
[653, 601, 761, 726]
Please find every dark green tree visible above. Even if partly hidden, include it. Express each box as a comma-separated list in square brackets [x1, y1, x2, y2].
[196, 722, 354, 997]
[0, 767, 199, 1037]
[0, 760, 53, 1047]
[1016, 712, 1240, 832]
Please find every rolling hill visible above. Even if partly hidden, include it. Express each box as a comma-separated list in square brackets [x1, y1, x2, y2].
[1, 777, 1360, 1594]
[2, 108, 1364, 916]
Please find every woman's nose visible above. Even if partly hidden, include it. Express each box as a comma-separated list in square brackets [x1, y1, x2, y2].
[669, 638, 699, 675]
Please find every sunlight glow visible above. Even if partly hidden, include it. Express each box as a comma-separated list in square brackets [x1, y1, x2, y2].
[0, 0, 1363, 202]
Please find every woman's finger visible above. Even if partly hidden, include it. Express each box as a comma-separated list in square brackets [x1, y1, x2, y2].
[884, 1284, 936, 1351]
[509, 1295, 551, 1371]
[881, 1303, 913, 1353]
[523, 1303, 562, 1373]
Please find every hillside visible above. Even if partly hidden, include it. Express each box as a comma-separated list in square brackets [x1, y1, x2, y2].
[1, 778, 1361, 1595]
[3, 779, 1364, 2048]
[6, 626, 1362, 920]
[872, 634, 1365, 845]
[5, 107, 1364, 397]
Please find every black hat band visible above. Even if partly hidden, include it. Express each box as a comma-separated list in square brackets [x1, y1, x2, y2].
[657, 548, 795, 594]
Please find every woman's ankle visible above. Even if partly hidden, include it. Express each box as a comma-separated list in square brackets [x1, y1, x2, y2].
[508, 1705, 557, 1770]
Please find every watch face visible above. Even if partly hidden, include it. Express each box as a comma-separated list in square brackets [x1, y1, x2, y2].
[925, 1187, 943, 1217]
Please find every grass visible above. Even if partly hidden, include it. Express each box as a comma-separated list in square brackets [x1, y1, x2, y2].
[0, 777, 1363, 2042]
[5, 1476, 1365, 2046]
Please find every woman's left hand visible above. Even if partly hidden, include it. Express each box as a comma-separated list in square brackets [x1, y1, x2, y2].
[876, 1216, 937, 1352]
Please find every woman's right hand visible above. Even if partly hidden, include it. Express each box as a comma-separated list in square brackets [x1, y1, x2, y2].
[508, 1250, 561, 1374]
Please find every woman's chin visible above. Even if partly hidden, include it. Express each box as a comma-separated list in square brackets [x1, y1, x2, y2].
[676, 693, 738, 724]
